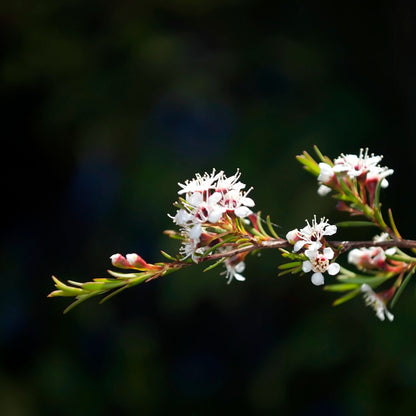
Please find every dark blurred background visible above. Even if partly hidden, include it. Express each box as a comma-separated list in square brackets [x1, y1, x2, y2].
[2, 1, 416, 414]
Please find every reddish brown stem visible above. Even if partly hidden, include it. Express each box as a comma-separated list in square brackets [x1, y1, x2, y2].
[197, 238, 416, 262]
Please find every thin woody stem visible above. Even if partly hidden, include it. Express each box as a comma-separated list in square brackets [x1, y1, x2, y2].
[197, 238, 416, 262]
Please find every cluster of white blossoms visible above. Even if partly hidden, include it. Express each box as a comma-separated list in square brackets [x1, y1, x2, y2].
[171, 169, 255, 268]
[317, 148, 394, 196]
[286, 216, 340, 286]
[361, 284, 394, 322]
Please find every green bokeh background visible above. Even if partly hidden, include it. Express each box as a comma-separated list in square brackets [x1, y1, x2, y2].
[2, 1, 416, 414]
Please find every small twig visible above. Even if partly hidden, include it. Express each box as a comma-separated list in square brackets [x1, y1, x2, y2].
[197, 238, 416, 262]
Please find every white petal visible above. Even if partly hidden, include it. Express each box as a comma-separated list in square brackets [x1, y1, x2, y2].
[208, 192, 222, 204]
[241, 197, 255, 207]
[348, 249, 362, 265]
[294, 240, 306, 252]
[305, 249, 317, 260]
[189, 224, 202, 240]
[235, 206, 252, 218]
[286, 229, 298, 244]
[361, 283, 372, 293]
[325, 225, 337, 236]
[381, 179, 389, 188]
[302, 260, 312, 273]
[323, 247, 334, 259]
[308, 241, 322, 251]
[235, 262, 246, 273]
[174, 209, 192, 225]
[317, 163, 334, 182]
[318, 185, 332, 196]
[188, 192, 204, 205]
[233, 272, 246, 281]
[311, 272, 325, 286]
[385, 247, 396, 255]
[327, 262, 340, 275]
[208, 209, 224, 223]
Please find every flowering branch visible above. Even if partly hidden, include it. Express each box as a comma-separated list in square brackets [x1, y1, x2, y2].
[49, 147, 416, 321]
[198, 238, 416, 260]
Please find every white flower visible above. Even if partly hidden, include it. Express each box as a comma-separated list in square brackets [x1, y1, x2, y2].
[302, 247, 340, 286]
[179, 229, 206, 263]
[286, 229, 299, 245]
[293, 216, 337, 252]
[333, 149, 382, 178]
[318, 163, 335, 183]
[366, 167, 394, 188]
[177, 169, 221, 195]
[215, 168, 246, 192]
[361, 284, 394, 322]
[348, 234, 397, 270]
[172, 208, 194, 226]
[186, 191, 226, 224]
[331, 148, 393, 186]
[373, 233, 396, 255]
[348, 247, 386, 270]
[220, 188, 255, 218]
[172, 169, 256, 227]
[173, 170, 256, 259]
[222, 259, 246, 284]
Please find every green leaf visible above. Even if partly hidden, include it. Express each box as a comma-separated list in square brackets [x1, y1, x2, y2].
[203, 258, 225, 272]
[277, 265, 302, 276]
[266, 215, 280, 239]
[313, 145, 332, 164]
[385, 253, 416, 263]
[332, 288, 361, 306]
[203, 234, 236, 255]
[106, 270, 145, 279]
[63, 293, 99, 314]
[324, 283, 360, 292]
[278, 261, 302, 270]
[337, 176, 356, 198]
[81, 281, 124, 292]
[99, 285, 129, 304]
[296, 152, 320, 176]
[279, 249, 304, 261]
[336, 221, 377, 228]
[390, 267, 416, 308]
[332, 193, 355, 203]
[388, 208, 402, 239]
[48, 276, 84, 297]
[256, 212, 269, 237]
[160, 250, 178, 261]
[372, 176, 384, 209]
[337, 274, 392, 286]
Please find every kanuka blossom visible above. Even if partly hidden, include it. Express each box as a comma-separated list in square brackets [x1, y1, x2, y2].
[316, 148, 394, 196]
[302, 247, 340, 286]
[177, 169, 221, 195]
[348, 246, 388, 270]
[286, 216, 337, 253]
[361, 284, 394, 322]
[172, 169, 256, 262]
[221, 188, 255, 218]
[317, 163, 336, 196]
[286, 216, 340, 285]
[348, 233, 403, 272]
[222, 258, 246, 284]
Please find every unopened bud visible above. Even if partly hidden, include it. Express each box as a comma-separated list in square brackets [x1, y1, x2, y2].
[126, 253, 149, 269]
[110, 253, 131, 269]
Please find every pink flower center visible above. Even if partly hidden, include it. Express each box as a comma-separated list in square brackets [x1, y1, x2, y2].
[312, 255, 329, 273]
